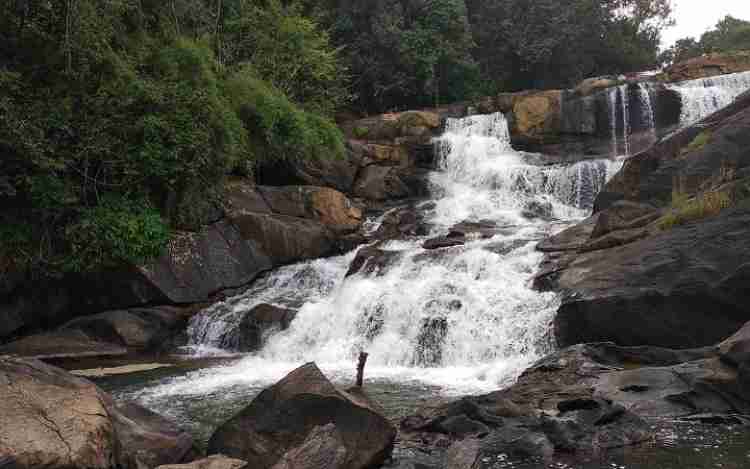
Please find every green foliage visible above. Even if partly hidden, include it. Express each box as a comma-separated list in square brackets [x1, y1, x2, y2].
[0, 1, 344, 276]
[658, 190, 733, 230]
[65, 196, 170, 272]
[224, 68, 345, 163]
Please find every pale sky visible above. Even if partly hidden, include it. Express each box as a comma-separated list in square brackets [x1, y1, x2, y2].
[661, 0, 750, 48]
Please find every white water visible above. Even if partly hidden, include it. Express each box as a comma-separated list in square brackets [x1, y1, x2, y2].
[668, 70, 750, 125]
[134, 113, 621, 405]
[637, 83, 656, 136]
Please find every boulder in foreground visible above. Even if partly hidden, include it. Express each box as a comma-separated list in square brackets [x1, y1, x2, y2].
[208, 362, 396, 469]
[0, 356, 195, 469]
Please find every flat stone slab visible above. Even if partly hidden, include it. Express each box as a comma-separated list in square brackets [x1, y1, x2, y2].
[0, 329, 128, 359]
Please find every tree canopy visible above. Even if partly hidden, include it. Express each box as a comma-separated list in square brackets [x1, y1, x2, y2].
[660, 15, 750, 65]
[0, 0, 678, 276]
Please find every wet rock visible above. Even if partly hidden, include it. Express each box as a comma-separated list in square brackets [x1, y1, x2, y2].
[522, 200, 554, 220]
[353, 166, 411, 201]
[346, 246, 402, 277]
[414, 317, 449, 366]
[0, 357, 194, 469]
[422, 236, 465, 250]
[208, 362, 396, 469]
[157, 455, 248, 469]
[448, 221, 507, 239]
[233, 304, 297, 352]
[374, 205, 431, 241]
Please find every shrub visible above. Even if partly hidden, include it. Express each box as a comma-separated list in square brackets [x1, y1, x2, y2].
[65, 196, 170, 272]
[223, 68, 345, 164]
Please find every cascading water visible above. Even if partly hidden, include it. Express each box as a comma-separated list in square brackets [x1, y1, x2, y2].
[637, 83, 657, 137]
[608, 84, 637, 158]
[123, 113, 621, 422]
[620, 84, 631, 156]
[667, 70, 750, 125]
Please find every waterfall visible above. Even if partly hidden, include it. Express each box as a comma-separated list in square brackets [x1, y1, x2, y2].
[620, 84, 631, 156]
[176, 113, 620, 396]
[607, 84, 635, 158]
[667, 70, 750, 125]
[637, 83, 656, 135]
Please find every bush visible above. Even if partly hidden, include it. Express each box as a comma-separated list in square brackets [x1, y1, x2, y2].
[223, 68, 345, 164]
[65, 196, 170, 272]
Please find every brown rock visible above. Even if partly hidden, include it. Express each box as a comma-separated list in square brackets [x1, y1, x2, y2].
[208, 362, 396, 469]
[512, 91, 562, 139]
[665, 52, 750, 82]
[257, 186, 362, 233]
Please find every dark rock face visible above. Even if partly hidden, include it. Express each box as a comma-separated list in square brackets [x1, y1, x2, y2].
[0, 357, 195, 469]
[208, 362, 396, 469]
[400, 334, 750, 467]
[551, 207, 750, 348]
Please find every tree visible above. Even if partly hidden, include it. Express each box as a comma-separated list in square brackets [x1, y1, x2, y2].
[659, 15, 750, 66]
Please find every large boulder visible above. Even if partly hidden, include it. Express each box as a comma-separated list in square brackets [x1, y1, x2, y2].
[0, 357, 194, 469]
[233, 304, 297, 352]
[257, 186, 363, 233]
[511, 90, 562, 144]
[229, 211, 337, 266]
[61, 306, 193, 351]
[208, 362, 396, 469]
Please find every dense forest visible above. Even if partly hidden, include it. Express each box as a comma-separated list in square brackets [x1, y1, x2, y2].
[0, 0, 743, 278]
